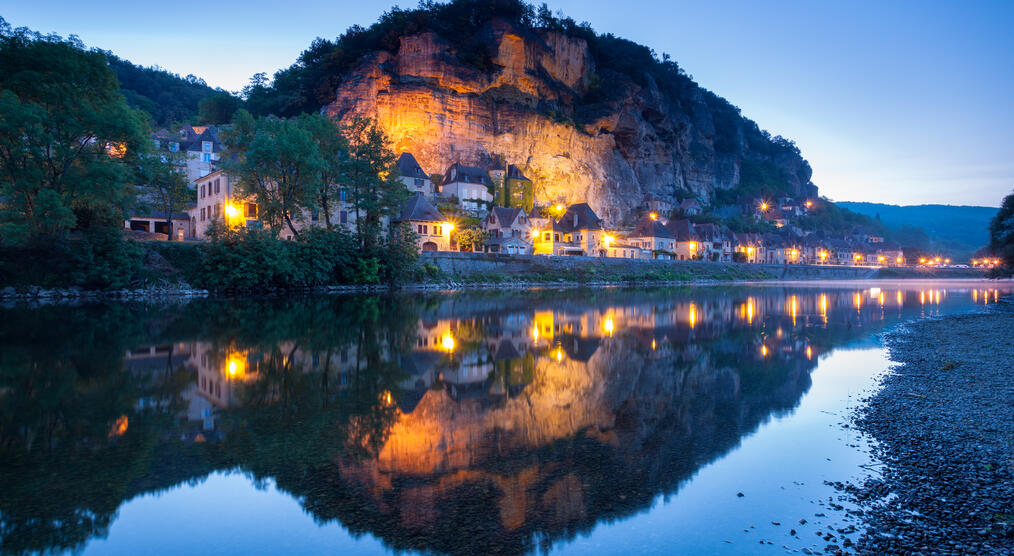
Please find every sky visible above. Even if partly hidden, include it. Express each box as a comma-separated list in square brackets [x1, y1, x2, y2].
[4, 0, 1012, 206]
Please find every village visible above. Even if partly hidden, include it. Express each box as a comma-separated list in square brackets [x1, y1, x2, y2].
[125, 124, 940, 269]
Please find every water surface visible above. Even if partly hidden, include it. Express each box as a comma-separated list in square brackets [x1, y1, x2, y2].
[0, 281, 1007, 555]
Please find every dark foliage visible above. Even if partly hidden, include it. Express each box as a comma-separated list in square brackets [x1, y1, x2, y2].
[106, 53, 230, 126]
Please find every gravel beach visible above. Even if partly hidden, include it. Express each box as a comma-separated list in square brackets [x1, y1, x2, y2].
[847, 303, 1014, 555]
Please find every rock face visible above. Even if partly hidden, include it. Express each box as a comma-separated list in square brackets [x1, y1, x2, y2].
[325, 20, 815, 224]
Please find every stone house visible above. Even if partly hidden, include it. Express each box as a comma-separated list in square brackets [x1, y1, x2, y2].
[643, 193, 675, 219]
[533, 203, 607, 256]
[678, 198, 703, 217]
[627, 216, 677, 259]
[440, 162, 494, 215]
[124, 211, 192, 241]
[152, 124, 225, 183]
[190, 170, 259, 239]
[664, 219, 703, 260]
[483, 207, 532, 255]
[395, 192, 452, 252]
[396, 152, 434, 197]
[694, 223, 732, 262]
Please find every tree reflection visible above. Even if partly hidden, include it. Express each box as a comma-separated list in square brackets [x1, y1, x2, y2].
[0, 286, 990, 555]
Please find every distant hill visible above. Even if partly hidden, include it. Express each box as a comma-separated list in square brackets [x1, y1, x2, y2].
[105, 53, 226, 126]
[837, 202, 997, 260]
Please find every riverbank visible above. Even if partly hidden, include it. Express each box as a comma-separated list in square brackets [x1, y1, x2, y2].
[846, 303, 1014, 554]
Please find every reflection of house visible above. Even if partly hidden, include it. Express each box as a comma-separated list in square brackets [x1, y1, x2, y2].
[396, 193, 452, 252]
[396, 152, 434, 197]
[440, 163, 493, 214]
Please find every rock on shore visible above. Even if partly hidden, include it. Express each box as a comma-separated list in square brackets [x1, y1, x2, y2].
[849, 307, 1014, 555]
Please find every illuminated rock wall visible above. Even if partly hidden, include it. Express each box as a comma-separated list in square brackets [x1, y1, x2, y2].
[324, 20, 814, 224]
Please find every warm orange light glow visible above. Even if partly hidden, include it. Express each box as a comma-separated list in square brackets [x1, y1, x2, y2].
[897, 257, 903, 264]
[443, 221, 455, 233]
[603, 315, 615, 336]
[531, 325, 539, 340]
[760, 345, 768, 357]
[226, 354, 246, 379]
[689, 241, 698, 252]
[603, 235, 615, 248]
[224, 203, 241, 220]
[109, 415, 129, 437]
[746, 298, 755, 324]
[552, 345, 565, 362]
[651, 339, 657, 351]
[920, 258, 927, 264]
[649, 212, 658, 220]
[897, 291, 903, 305]
[819, 251, 828, 261]
[440, 331, 455, 352]
[806, 200, 813, 208]
[759, 202, 769, 211]
[789, 296, 798, 326]
[878, 255, 886, 263]
[819, 294, 828, 318]
[688, 303, 697, 329]
[380, 390, 394, 407]
[747, 246, 755, 255]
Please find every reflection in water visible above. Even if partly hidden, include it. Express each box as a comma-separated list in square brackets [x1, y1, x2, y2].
[0, 284, 1006, 555]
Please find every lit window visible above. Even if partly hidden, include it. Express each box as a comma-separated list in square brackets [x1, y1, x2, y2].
[202, 141, 212, 153]
[202, 153, 211, 162]
[245, 203, 257, 219]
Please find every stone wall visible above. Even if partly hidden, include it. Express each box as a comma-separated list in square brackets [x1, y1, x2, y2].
[419, 252, 881, 281]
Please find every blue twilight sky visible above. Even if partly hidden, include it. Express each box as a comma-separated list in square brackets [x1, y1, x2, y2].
[4, 0, 1012, 206]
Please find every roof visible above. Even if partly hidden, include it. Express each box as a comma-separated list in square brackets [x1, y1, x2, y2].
[443, 162, 491, 186]
[629, 216, 675, 239]
[397, 192, 444, 222]
[127, 211, 191, 221]
[489, 207, 524, 228]
[396, 152, 429, 180]
[664, 219, 699, 241]
[506, 164, 530, 182]
[554, 203, 602, 232]
[485, 236, 529, 247]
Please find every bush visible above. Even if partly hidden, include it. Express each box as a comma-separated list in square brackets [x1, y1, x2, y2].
[0, 230, 143, 289]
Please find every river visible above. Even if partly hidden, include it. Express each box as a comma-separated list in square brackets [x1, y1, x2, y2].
[0, 281, 1007, 555]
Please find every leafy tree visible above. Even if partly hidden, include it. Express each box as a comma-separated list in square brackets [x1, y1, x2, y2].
[198, 93, 242, 124]
[222, 110, 322, 238]
[0, 22, 148, 244]
[137, 148, 193, 241]
[341, 117, 409, 248]
[299, 113, 350, 229]
[452, 226, 487, 252]
[988, 190, 1014, 268]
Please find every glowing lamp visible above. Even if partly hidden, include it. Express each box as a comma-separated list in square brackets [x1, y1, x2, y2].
[224, 203, 240, 219]
[443, 221, 455, 232]
[649, 212, 658, 220]
[440, 331, 455, 352]
[603, 234, 615, 247]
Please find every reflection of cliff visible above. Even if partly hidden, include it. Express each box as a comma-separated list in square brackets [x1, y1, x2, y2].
[307, 335, 814, 555]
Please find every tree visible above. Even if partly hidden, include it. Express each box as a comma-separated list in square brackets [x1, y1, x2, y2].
[222, 110, 321, 238]
[299, 113, 349, 229]
[197, 93, 242, 124]
[452, 226, 487, 252]
[340, 118, 409, 249]
[988, 190, 1014, 268]
[137, 148, 192, 241]
[0, 22, 148, 244]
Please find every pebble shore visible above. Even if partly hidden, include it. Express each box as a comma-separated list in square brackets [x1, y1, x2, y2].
[845, 303, 1014, 555]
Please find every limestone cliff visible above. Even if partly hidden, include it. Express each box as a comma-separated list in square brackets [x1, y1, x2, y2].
[324, 20, 815, 224]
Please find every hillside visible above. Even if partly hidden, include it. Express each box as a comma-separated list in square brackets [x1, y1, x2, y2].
[106, 53, 231, 126]
[838, 202, 997, 259]
[246, 0, 817, 224]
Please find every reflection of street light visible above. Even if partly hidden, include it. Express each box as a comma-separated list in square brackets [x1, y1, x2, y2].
[441, 331, 455, 352]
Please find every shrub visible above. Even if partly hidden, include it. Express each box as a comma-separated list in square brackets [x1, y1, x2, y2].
[0, 230, 143, 289]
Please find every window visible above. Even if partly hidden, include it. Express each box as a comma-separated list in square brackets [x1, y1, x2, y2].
[214, 179, 220, 194]
[435, 225, 442, 235]
[339, 210, 347, 224]
[414, 178, 424, 187]
[200, 185, 205, 198]
[417, 224, 428, 235]
[554, 233, 560, 242]
[339, 188, 347, 202]
[311, 210, 319, 222]
[169, 142, 179, 152]
[200, 207, 205, 221]
[245, 203, 257, 219]
[202, 153, 211, 162]
[202, 141, 212, 153]
[543, 232, 551, 241]
[153, 139, 160, 149]
[214, 204, 220, 217]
